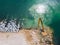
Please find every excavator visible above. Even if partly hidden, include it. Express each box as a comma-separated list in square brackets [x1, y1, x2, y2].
[38, 18, 47, 36]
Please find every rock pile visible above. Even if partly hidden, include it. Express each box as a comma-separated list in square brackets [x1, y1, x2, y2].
[39, 26, 54, 45]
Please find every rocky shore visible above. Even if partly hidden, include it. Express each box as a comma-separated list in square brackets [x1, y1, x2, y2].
[0, 25, 54, 45]
[38, 26, 54, 45]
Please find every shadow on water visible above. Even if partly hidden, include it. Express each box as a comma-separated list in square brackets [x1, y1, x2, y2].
[49, 15, 60, 45]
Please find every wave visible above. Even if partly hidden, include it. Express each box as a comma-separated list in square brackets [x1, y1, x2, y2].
[0, 19, 21, 32]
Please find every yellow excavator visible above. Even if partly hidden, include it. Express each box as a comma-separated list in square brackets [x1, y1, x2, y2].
[38, 18, 47, 36]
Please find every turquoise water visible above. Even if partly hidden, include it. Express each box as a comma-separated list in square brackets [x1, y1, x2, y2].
[0, 0, 60, 45]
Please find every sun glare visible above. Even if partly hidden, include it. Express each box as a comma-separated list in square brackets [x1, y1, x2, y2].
[35, 4, 46, 13]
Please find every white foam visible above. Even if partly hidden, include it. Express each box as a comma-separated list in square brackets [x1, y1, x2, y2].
[0, 20, 20, 32]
